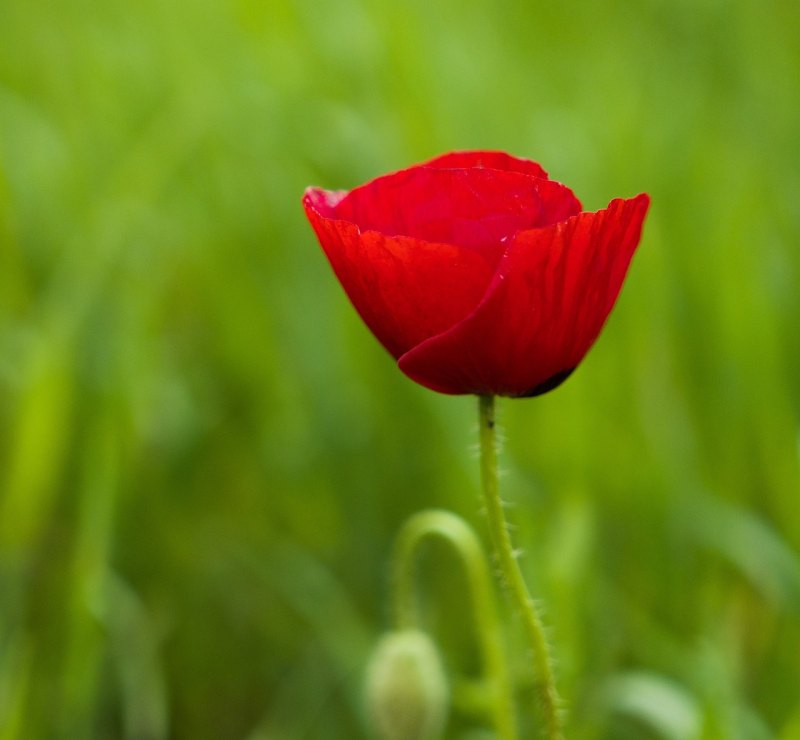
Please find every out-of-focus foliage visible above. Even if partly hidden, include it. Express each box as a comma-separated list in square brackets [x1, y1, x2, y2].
[0, 0, 798, 737]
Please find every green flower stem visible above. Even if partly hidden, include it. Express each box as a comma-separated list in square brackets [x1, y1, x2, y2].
[478, 395, 563, 740]
[392, 509, 518, 740]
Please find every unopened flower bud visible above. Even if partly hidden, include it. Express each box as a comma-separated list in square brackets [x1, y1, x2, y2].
[365, 630, 448, 740]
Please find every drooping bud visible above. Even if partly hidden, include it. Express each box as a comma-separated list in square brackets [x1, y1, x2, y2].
[365, 630, 449, 740]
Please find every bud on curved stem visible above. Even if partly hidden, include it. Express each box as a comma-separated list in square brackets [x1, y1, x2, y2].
[390, 509, 517, 740]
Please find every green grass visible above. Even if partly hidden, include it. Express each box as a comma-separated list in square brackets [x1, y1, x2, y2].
[1, 0, 799, 737]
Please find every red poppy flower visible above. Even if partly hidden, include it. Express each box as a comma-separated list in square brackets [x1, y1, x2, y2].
[303, 151, 649, 397]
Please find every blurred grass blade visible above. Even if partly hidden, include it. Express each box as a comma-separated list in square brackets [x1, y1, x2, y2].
[683, 493, 800, 611]
[0, 343, 73, 555]
[90, 572, 169, 740]
[601, 671, 701, 740]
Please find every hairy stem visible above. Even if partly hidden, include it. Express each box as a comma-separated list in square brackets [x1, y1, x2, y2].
[478, 395, 563, 740]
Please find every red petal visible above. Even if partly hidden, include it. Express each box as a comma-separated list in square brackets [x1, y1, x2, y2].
[422, 150, 551, 179]
[333, 166, 581, 254]
[304, 188, 501, 358]
[397, 194, 650, 396]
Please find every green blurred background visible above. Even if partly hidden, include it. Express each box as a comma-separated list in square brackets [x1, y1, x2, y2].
[1, 0, 798, 738]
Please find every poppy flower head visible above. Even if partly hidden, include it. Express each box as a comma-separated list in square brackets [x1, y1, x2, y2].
[303, 150, 649, 397]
